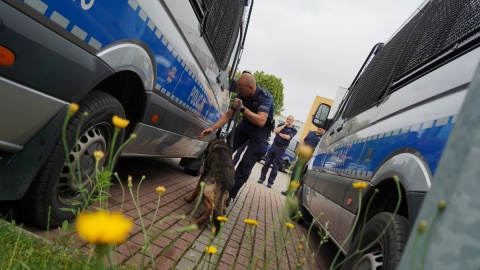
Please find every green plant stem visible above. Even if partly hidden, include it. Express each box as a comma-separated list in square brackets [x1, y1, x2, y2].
[333, 180, 402, 269]
[113, 172, 126, 211]
[420, 210, 440, 270]
[411, 228, 422, 270]
[330, 191, 363, 270]
[127, 176, 153, 269]
[107, 127, 119, 173]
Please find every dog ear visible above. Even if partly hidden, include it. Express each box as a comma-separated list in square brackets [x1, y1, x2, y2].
[215, 129, 221, 138]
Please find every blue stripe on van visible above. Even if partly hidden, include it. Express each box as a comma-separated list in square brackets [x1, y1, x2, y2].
[24, 0, 221, 124]
[312, 115, 455, 178]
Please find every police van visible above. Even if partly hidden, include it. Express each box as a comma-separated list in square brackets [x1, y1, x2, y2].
[0, 0, 252, 227]
[299, 0, 480, 269]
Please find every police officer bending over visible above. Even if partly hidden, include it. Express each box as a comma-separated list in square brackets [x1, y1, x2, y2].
[199, 73, 274, 204]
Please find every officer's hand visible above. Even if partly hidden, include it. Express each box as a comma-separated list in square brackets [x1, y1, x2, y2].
[234, 98, 243, 110]
[237, 99, 243, 110]
[199, 128, 213, 139]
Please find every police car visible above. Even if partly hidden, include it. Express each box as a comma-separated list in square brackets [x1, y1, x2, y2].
[297, 1, 480, 269]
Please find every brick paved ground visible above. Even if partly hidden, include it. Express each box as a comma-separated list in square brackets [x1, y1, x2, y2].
[27, 157, 339, 269]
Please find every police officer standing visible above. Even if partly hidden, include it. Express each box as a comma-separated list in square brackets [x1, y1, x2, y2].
[281, 127, 325, 195]
[199, 72, 274, 203]
[258, 115, 297, 188]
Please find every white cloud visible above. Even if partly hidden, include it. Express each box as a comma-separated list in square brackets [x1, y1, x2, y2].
[239, 0, 425, 122]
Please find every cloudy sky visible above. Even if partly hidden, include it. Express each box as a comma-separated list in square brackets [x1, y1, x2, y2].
[238, 0, 426, 122]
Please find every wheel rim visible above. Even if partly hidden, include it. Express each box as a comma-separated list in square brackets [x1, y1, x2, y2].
[353, 248, 383, 270]
[57, 122, 112, 205]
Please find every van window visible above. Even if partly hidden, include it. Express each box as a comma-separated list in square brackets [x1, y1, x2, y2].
[342, 12, 422, 119]
[342, 1, 480, 120]
[202, 0, 245, 70]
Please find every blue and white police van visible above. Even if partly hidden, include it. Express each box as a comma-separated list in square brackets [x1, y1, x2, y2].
[298, 0, 480, 269]
[0, 0, 252, 227]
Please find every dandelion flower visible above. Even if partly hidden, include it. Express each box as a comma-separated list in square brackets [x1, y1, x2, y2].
[93, 151, 104, 160]
[297, 144, 314, 159]
[418, 220, 428, 233]
[205, 246, 217, 254]
[112, 115, 130, 129]
[438, 200, 446, 212]
[127, 175, 133, 188]
[244, 219, 259, 226]
[217, 216, 228, 223]
[155, 186, 166, 194]
[352, 181, 368, 190]
[76, 210, 133, 245]
[289, 181, 300, 191]
[68, 103, 79, 116]
[285, 222, 295, 229]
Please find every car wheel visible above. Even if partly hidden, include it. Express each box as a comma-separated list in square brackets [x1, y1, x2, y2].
[296, 185, 313, 225]
[21, 92, 126, 228]
[340, 212, 409, 270]
[184, 155, 205, 176]
[279, 160, 288, 172]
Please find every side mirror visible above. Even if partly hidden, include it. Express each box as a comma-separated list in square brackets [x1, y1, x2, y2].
[312, 103, 331, 128]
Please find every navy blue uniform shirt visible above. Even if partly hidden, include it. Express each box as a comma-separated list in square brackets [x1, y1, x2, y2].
[273, 124, 297, 147]
[304, 131, 322, 148]
[236, 86, 274, 134]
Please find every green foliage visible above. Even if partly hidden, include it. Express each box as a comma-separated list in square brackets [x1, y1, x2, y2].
[0, 220, 133, 270]
[253, 71, 284, 115]
[231, 70, 285, 116]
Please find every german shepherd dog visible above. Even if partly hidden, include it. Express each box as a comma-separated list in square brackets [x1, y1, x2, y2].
[184, 137, 234, 231]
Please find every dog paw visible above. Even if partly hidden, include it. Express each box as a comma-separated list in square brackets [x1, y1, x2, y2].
[184, 196, 193, 202]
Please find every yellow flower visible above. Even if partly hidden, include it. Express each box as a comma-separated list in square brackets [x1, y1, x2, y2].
[285, 222, 295, 229]
[112, 115, 130, 129]
[418, 220, 428, 233]
[205, 245, 217, 254]
[289, 181, 300, 191]
[155, 186, 166, 194]
[76, 210, 133, 245]
[93, 151, 104, 160]
[438, 200, 446, 212]
[298, 244, 303, 250]
[352, 181, 368, 190]
[68, 103, 79, 116]
[127, 175, 133, 188]
[244, 219, 259, 226]
[297, 144, 314, 159]
[217, 216, 228, 223]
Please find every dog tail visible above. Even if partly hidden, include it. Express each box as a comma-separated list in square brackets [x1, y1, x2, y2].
[212, 193, 227, 236]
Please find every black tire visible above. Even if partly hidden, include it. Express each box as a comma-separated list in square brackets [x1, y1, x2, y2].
[279, 160, 288, 172]
[296, 185, 313, 225]
[21, 92, 126, 228]
[341, 212, 409, 270]
[184, 156, 205, 176]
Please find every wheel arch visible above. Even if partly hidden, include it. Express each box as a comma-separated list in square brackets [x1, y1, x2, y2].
[89, 41, 156, 136]
[354, 152, 432, 237]
[93, 71, 146, 136]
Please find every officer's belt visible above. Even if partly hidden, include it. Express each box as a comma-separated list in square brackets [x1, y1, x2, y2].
[273, 142, 287, 149]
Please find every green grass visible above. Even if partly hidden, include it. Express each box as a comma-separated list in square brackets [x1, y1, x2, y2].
[0, 219, 134, 270]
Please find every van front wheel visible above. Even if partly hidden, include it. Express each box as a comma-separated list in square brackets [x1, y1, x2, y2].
[21, 92, 126, 228]
[340, 212, 409, 270]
